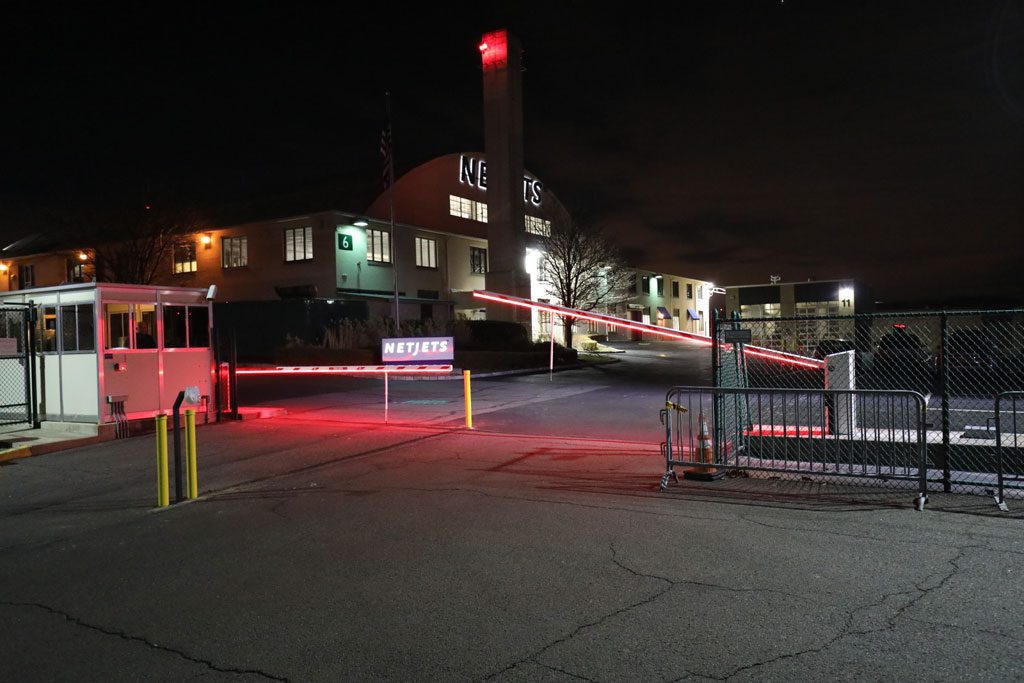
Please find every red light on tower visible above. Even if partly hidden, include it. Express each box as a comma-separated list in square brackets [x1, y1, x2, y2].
[479, 30, 508, 69]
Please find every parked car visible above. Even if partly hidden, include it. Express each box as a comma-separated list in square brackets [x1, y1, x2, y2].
[873, 327, 934, 391]
[943, 329, 998, 372]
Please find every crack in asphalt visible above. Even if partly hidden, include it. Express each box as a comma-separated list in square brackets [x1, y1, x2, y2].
[737, 512, 979, 552]
[396, 486, 731, 523]
[484, 542, 828, 683]
[1, 600, 288, 681]
[900, 614, 1024, 643]
[480, 545, 676, 681]
[691, 544, 974, 681]
[535, 661, 595, 681]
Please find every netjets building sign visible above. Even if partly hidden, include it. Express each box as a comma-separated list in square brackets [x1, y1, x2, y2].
[459, 155, 543, 206]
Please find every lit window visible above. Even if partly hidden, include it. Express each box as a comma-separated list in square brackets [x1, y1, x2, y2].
[470, 246, 487, 275]
[221, 236, 248, 268]
[525, 215, 551, 236]
[415, 237, 437, 269]
[367, 229, 391, 263]
[68, 258, 88, 282]
[284, 226, 313, 262]
[473, 200, 488, 222]
[449, 195, 472, 219]
[449, 195, 488, 223]
[173, 241, 197, 274]
[538, 257, 551, 283]
[105, 304, 156, 350]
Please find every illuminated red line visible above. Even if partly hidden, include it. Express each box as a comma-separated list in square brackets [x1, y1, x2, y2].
[741, 347, 824, 369]
[473, 290, 713, 345]
[237, 364, 453, 376]
[473, 290, 824, 369]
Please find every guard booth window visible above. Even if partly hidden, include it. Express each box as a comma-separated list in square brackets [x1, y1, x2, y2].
[104, 303, 156, 349]
[60, 304, 95, 352]
[39, 306, 57, 352]
[105, 304, 131, 349]
[163, 305, 210, 349]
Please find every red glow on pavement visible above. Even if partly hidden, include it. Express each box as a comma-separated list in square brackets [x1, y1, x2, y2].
[237, 364, 453, 376]
[473, 290, 824, 369]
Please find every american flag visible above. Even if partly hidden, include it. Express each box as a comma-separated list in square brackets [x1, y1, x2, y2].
[380, 123, 393, 189]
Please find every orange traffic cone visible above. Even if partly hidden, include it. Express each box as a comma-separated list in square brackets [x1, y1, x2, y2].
[697, 410, 713, 468]
[686, 410, 724, 481]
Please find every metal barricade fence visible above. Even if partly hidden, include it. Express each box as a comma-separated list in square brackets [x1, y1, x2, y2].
[661, 387, 929, 505]
[714, 309, 1024, 496]
[995, 392, 1024, 508]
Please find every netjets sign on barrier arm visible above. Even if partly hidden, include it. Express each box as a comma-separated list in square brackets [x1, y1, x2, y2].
[472, 290, 823, 370]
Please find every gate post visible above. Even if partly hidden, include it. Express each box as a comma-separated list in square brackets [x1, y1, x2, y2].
[940, 313, 951, 492]
[21, 302, 38, 428]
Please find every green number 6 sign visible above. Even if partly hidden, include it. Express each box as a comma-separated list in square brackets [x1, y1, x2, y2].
[338, 234, 353, 251]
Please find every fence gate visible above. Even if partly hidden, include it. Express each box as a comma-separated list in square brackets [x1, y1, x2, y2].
[0, 304, 36, 430]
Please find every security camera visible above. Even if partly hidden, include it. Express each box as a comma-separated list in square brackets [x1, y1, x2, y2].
[206, 284, 218, 301]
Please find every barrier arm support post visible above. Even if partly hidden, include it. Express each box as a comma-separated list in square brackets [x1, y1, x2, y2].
[155, 414, 169, 507]
[171, 391, 186, 503]
[464, 370, 473, 429]
[185, 409, 198, 499]
[549, 325, 555, 381]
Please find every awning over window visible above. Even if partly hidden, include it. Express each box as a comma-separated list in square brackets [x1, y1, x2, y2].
[687, 308, 700, 320]
[656, 306, 671, 320]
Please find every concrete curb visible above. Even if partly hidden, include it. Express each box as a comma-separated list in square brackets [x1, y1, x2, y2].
[392, 357, 622, 380]
[0, 435, 103, 463]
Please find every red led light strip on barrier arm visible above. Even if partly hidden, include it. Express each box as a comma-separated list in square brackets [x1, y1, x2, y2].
[472, 290, 824, 370]
[236, 365, 453, 376]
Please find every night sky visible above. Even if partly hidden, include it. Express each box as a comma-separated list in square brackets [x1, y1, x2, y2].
[3, 2, 1022, 305]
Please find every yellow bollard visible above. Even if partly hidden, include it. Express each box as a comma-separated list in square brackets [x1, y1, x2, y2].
[463, 370, 473, 430]
[155, 414, 169, 507]
[185, 409, 198, 499]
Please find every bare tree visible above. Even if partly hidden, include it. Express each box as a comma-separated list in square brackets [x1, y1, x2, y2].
[89, 205, 208, 285]
[540, 217, 634, 348]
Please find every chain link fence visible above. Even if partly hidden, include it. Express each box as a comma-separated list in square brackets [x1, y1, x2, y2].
[714, 309, 1024, 496]
[0, 305, 33, 429]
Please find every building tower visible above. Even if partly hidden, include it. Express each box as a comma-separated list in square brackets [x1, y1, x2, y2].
[479, 30, 530, 326]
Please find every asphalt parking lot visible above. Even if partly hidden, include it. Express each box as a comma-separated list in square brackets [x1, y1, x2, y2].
[2, 342, 1023, 681]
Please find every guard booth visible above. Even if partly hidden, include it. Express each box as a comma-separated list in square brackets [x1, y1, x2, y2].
[0, 283, 214, 433]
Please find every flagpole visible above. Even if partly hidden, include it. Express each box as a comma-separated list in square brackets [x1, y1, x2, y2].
[386, 91, 400, 335]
